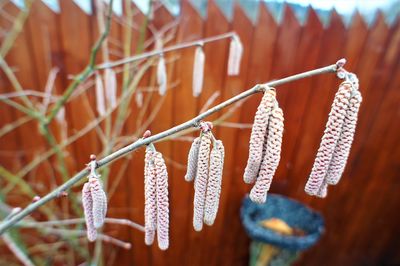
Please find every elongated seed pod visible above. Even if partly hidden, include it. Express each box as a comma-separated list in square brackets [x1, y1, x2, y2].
[82, 182, 97, 242]
[90, 178, 107, 229]
[157, 55, 167, 96]
[105, 68, 117, 109]
[305, 83, 352, 196]
[244, 89, 276, 184]
[326, 90, 362, 185]
[185, 137, 201, 182]
[227, 35, 243, 76]
[154, 152, 169, 250]
[144, 147, 157, 245]
[204, 140, 225, 225]
[95, 73, 106, 116]
[193, 131, 211, 231]
[249, 107, 284, 204]
[192, 46, 205, 97]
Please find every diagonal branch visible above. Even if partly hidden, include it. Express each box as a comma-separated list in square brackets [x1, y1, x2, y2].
[0, 61, 341, 234]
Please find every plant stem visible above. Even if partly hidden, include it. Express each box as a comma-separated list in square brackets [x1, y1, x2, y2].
[96, 32, 235, 70]
[45, 0, 114, 125]
[0, 61, 340, 234]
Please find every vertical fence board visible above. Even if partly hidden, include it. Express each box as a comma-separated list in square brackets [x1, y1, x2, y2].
[0, 2, 400, 265]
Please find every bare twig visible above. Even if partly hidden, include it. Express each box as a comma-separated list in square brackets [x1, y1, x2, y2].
[0, 62, 340, 234]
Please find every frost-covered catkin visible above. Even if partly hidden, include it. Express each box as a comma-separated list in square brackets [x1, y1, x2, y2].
[193, 131, 211, 231]
[249, 107, 284, 204]
[185, 137, 201, 182]
[227, 34, 243, 76]
[244, 89, 276, 184]
[204, 140, 225, 226]
[90, 178, 107, 229]
[154, 152, 169, 250]
[192, 46, 205, 97]
[82, 182, 97, 242]
[105, 68, 117, 109]
[157, 55, 167, 96]
[326, 90, 362, 185]
[305, 83, 352, 196]
[144, 147, 157, 245]
[95, 74, 106, 116]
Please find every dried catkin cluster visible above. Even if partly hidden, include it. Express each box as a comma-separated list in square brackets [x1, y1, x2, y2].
[244, 89, 277, 184]
[82, 160, 108, 242]
[305, 82, 362, 197]
[185, 123, 225, 231]
[249, 107, 284, 204]
[144, 146, 170, 250]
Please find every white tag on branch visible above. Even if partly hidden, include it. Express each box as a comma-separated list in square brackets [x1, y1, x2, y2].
[192, 46, 205, 97]
[95, 74, 106, 116]
[227, 34, 243, 76]
[157, 55, 167, 96]
[104, 68, 117, 109]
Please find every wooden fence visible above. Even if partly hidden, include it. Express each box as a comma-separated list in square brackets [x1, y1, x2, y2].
[0, 0, 399, 265]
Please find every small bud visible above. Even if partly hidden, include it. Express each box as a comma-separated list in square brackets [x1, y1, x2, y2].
[90, 154, 96, 161]
[58, 191, 68, 198]
[143, 130, 152, 139]
[336, 58, 346, 68]
[32, 196, 41, 202]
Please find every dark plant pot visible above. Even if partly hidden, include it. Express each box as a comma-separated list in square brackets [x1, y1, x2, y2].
[241, 194, 325, 266]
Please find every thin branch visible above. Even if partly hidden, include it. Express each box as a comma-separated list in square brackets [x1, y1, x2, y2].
[96, 32, 235, 70]
[45, 0, 115, 125]
[0, 62, 340, 234]
[0, 0, 34, 57]
[20, 217, 144, 232]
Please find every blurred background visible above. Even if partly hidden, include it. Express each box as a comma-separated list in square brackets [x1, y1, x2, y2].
[0, 0, 399, 265]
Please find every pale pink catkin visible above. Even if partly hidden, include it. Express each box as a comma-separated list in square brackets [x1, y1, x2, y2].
[89, 178, 107, 229]
[326, 90, 362, 185]
[185, 137, 201, 182]
[244, 89, 276, 184]
[227, 35, 243, 76]
[204, 140, 225, 226]
[154, 152, 169, 250]
[144, 148, 157, 245]
[192, 46, 205, 97]
[305, 83, 352, 196]
[249, 107, 284, 204]
[82, 182, 97, 242]
[105, 68, 117, 109]
[157, 55, 167, 96]
[193, 131, 211, 231]
[95, 74, 106, 116]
